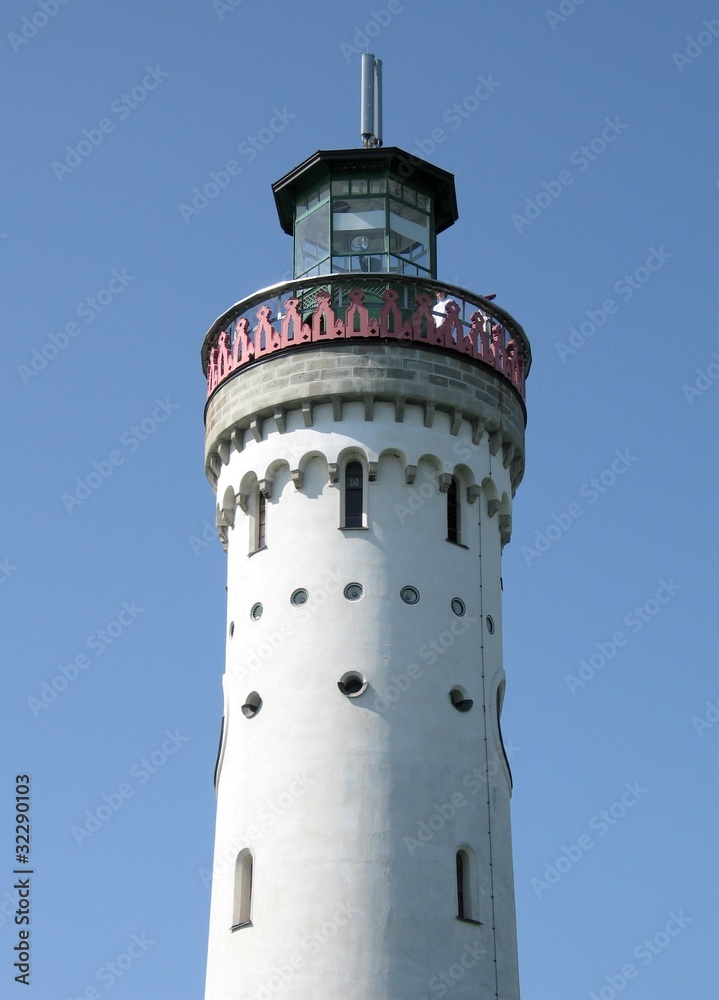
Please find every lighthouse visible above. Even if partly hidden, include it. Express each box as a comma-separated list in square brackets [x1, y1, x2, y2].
[200, 58, 530, 1000]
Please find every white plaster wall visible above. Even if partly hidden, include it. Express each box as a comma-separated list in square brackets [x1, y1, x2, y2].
[204, 401, 520, 1000]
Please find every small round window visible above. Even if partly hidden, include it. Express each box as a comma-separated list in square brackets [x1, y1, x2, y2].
[344, 583, 364, 601]
[451, 598, 466, 617]
[400, 586, 420, 605]
[250, 603, 263, 621]
[241, 692, 262, 719]
[291, 588, 309, 607]
[338, 672, 367, 698]
[486, 615, 495, 634]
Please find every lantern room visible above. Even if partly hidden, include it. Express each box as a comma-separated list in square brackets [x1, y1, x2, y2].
[272, 147, 458, 280]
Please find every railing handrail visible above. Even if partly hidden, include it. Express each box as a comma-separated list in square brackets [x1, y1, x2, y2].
[201, 273, 531, 375]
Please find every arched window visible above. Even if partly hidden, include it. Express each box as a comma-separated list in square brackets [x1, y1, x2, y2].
[456, 848, 478, 922]
[447, 476, 460, 544]
[343, 461, 364, 528]
[232, 849, 253, 929]
[256, 491, 267, 550]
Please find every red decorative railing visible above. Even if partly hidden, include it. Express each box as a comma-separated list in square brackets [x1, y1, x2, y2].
[202, 276, 530, 402]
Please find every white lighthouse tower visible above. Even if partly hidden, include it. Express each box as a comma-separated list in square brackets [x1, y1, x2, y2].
[200, 62, 530, 999]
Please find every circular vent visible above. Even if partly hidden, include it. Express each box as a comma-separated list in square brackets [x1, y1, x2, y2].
[400, 586, 420, 605]
[250, 603, 263, 621]
[291, 589, 309, 607]
[450, 688, 473, 713]
[241, 692, 262, 719]
[338, 672, 367, 698]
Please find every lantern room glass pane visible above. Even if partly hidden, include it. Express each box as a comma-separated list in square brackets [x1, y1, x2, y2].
[332, 196, 385, 261]
[295, 202, 330, 277]
[389, 198, 430, 269]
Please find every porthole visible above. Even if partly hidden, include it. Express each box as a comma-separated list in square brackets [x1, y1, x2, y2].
[486, 615, 495, 634]
[338, 671, 367, 697]
[250, 603, 263, 621]
[229, 621, 235, 638]
[451, 598, 466, 617]
[344, 583, 364, 601]
[400, 586, 420, 605]
[450, 688, 473, 713]
[241, 692, 262, 719]
[291, 588, 309, 607]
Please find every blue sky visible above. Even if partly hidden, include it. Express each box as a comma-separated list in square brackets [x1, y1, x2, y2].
[1, 0, 716, 997]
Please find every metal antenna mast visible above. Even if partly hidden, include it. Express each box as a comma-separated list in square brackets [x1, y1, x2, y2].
[360, 53, 383, 148]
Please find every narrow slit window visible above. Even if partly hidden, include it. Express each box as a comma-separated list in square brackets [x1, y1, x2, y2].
[456, 850, 466, 918]
[447, 476, 460, 543]
[257, 492, 267, 549]
[344, 461, 364, 528]
[232, 849, 253, 929]
[456, 848, 477, 922]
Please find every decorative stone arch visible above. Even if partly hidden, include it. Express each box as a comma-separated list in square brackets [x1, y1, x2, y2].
[414, 452, 443, 489]
[218, 485, 236, 528]
[238, 470, 259, 514]
[377, 447, 408, 488]
[498, 491, 512, 547]
[293, 449, 329, 492]
[260, 458, 292, 500]
[480, 475, 499, 519]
